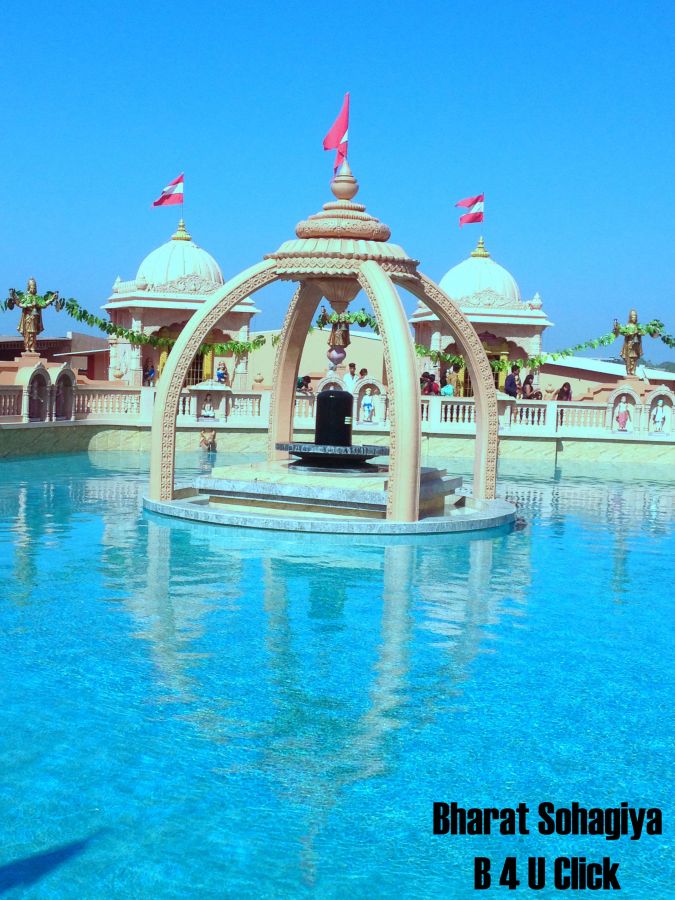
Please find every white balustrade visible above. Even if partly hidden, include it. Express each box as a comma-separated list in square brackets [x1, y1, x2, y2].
[177, 391, 195, 418]
[2, 381, 673, 447]
[228, 393, 263, 419]
[510, 401, 548, 429]
[74, 388, 141, 419]
[0, 387, 22, 419]
[557, 403, 607, 431]
[441, 398, 476, 426]
[294, 394, 316, 420]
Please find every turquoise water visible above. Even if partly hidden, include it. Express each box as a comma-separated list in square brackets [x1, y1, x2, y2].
[0, 452, 673, 898]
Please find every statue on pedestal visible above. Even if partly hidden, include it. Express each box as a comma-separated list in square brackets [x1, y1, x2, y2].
[6, 278, 64, 353]
[324, 307, 351, 369]
[613, 310, 643, 376]
[614, 395, 632, 432]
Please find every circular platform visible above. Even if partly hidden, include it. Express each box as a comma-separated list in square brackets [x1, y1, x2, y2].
[143, 458, 515, 535]
[144, 494, 515, 534]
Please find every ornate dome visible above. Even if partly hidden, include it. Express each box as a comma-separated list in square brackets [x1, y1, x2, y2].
[438, 237, 521, 308]
[135, 220, 224, 292]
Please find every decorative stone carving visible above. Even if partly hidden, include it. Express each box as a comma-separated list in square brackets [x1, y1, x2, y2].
[358, 262, 421, 520]
[266, 165, 419, 279]
[148, 274, 221, 295]
[457, 289, 524, 310]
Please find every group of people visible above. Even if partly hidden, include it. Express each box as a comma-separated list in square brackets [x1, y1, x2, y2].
[505, 364, 572, 402]
[420, 366, 461, 397]
[343, 363, 368, 394]
[295, 363, 376, 422]
[296, 363, 370, 396]
[504, 365, 546, 400]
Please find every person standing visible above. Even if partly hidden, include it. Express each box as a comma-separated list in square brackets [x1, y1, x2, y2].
[504, 365, 520, 398]
[343, 362, 358, 393]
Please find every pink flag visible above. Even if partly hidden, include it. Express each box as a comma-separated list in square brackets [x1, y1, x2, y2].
[455, 193, 484, 227]
[323, 93, 350, 174]
[153, 173, 184, 207]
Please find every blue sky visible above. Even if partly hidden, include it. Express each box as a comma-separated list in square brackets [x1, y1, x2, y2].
[3, 0, 675, 360]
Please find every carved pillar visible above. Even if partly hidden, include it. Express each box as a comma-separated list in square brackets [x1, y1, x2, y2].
[358, 262, 421, 521]
[21, 388, 30, 423]
[397, 273, 499, 501]
[267, 282, 323, 461]
[234, 323, 250, 390]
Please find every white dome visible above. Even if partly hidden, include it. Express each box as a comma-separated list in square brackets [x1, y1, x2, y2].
[439, 237, 520, 307]
[136, 220, 224, 290]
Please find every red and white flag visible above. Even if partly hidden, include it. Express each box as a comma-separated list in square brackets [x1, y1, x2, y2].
[455, 193, 484, 227]
[323, 93, 350, 174]
[153, 173, 184, 207]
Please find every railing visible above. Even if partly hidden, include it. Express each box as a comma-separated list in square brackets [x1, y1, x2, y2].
[294, 394, 316, 419]
[441, 399, 476, 426]
[2, 385, 672, 441]
[177, 392, 196, 418]
[228, 393, 263, 419]
[0, 387, 22, 418]
[557, 403, 607, 431]
[74, 388, 141, 419]
[510, 401, 548, 429]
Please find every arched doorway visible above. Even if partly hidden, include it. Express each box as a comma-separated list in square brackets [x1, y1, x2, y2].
[28, 374, 49, 421]
[54, 374, 74, 420]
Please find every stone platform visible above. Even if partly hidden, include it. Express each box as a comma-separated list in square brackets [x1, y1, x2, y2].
[143, 459, 516, 534]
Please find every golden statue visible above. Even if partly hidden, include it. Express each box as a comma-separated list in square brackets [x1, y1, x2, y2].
[6, 278, 63, 353]
[613, 309, 643, 377]
[328, 313, 351, 349]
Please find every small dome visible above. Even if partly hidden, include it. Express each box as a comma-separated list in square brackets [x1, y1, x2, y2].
[135, 220, 224, 289]
[439, 237, 520, 306]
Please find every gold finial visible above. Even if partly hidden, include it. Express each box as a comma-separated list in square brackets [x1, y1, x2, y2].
[331, 160, 359, 202]
[471, 236, 490, 258]
[171, 219, 192, 241]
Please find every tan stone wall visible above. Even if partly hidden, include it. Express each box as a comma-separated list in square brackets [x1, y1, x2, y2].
[556, 437, 675, 465]
[249, 329, 385, 388]
[1, 423, 673, 471]
[538, 364, 675, 400]
[0, 423, 269, 457]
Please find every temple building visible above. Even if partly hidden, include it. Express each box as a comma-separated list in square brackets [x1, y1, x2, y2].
[410, 237, 553, 394]
[103, 219, 259, 387]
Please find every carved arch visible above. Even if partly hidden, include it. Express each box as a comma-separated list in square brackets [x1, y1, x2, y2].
[267, 282, 324, 460]
[358, 262, 421, 521]
[316, 375, 343, 392]
[53, 364, 76, 421]
[605, 385, 641, 407]
[643, 388, 673, 433]
[395, 273, 499, 500]
[149, 260, 278, 500]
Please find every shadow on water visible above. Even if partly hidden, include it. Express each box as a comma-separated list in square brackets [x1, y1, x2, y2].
[0, 831, 105, 894]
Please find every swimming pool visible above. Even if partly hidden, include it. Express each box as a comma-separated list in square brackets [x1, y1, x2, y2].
[0, 453, 672, 897]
